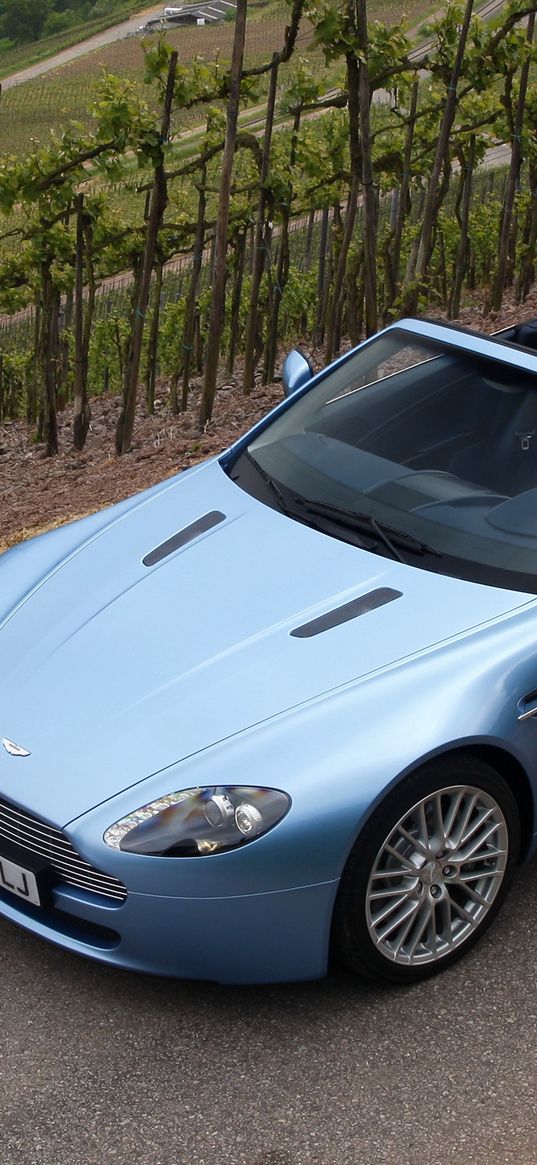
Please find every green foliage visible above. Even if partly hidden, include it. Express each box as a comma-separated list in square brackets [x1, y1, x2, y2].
[0, 0, 536, 441]
[43, 9, 79, 36]
[468, 193, 506, 283]
[0, 0, 128, 47]
[0, 3, 134, 79]
[280, 58, 322, 110]
[0, 0, 49, 44]
[305, 1, 359, 63]
[280, 266, 317, 336]
[87, 313, 130, 394]
[89, 0, 122, 16]
[158, 298, 187, 374]
[0, 252, 34, 311]
[367, 20, 411, 89]
[0, 347, 29, 418]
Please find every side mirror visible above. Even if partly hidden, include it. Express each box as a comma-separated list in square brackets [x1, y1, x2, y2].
[282, 349, 314, 397]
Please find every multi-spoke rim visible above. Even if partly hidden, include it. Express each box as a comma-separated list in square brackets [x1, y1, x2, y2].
[366, 785, 509, 967]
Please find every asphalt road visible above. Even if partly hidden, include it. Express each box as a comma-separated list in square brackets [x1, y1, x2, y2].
[1, 861, 537, 1165]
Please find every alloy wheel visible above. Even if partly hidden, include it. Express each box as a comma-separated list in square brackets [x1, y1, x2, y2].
[365, 784, 509, 967]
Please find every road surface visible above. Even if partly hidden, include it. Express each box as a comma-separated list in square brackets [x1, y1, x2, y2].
[0, 861, 536, 1164]
[1, 3, 164, 92]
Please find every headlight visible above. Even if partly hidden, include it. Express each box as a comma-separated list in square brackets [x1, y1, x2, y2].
[103, 786, 291, 856]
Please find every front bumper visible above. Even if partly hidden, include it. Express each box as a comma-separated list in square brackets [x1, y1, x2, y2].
[0, 876, 338, 984]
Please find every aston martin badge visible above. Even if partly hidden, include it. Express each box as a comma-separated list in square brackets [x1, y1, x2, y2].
[1, 738, 31, 757]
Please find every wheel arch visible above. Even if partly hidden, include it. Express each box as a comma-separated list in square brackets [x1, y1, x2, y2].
[447, 742, 534, 860]
[341, 740, 535, 874]
[331, 744, 528, 983]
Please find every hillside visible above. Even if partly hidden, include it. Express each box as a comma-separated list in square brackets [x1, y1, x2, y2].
[2, 294, 536, 553]
[1, 0, 536, 537]
[0, 0, 432, 83]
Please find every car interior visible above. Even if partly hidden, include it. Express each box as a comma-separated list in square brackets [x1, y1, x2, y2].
[301, 321, 537, 507]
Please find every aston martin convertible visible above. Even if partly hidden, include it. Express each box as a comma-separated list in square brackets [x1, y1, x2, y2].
[2, 315, 537, 984]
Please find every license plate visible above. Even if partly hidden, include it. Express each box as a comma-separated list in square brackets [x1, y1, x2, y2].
[0, 854, 41, 906]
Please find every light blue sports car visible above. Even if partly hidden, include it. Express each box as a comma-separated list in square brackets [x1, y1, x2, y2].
[3, 316, 537, 984]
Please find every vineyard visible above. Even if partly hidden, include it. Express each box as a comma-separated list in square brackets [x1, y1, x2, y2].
[0, 166, 511, 395]
[0, 0, 435, 156]
[1, 0, 537, 459]
[0, 1, 136, 79]
[0, 0, 430, 79]
[0, 14, 301, 156]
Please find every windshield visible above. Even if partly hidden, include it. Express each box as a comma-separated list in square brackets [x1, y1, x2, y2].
[231, 328, 537, 593]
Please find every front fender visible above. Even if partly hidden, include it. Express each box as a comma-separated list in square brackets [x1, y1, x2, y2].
[68, 600, 537, 900]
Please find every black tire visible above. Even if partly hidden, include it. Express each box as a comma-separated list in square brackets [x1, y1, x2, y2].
[332, 754, 521, 984]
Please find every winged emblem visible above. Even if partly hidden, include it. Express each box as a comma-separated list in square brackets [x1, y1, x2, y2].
[1, 738, 31, 757]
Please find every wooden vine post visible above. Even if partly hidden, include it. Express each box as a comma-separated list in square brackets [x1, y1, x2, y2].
[115, 50, 178, 454]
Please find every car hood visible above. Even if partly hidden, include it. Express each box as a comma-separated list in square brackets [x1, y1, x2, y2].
[0, 459, 533, 826]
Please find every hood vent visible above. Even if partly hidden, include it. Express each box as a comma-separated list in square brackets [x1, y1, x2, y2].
[143, 511, 226, 567]
[291, 587, 402, 638]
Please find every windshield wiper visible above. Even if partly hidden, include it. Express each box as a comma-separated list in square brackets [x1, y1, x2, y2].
[241, 455, 376, 550]
[294, 497, 442, 562]
[238, 454, 440, 561]
[239, 454, 297, 515]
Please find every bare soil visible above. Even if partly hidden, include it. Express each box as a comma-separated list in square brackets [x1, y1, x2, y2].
[0, 369, 284, 552]
[2, 294, 537, 553]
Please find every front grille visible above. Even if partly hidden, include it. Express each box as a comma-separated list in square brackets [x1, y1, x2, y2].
[0, 798, 127, 902]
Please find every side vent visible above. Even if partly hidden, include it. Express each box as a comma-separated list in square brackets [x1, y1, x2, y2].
[143, 511, 226, 567]
[290, 587, 402, 638]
